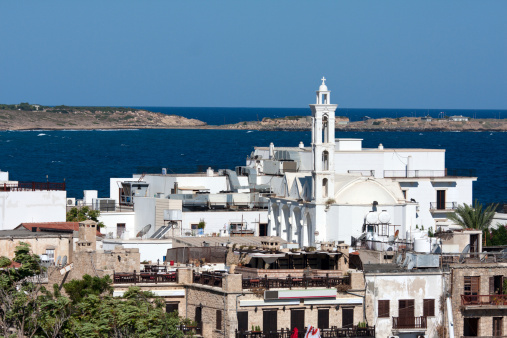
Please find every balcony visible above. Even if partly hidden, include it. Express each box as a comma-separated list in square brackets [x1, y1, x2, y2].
[384, 168, 476, 178]
[236, 326, 375, 337]
[429, 202, 458, 211]
[0, 181, 66, 192]
[242, 274, 350, 290]
[461, 294, 507, 307]
[392, 316, 427, 330]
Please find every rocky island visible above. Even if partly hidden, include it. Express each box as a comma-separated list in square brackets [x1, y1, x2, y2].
[0, 104, 206, 130]
[217, 115, 507, 132]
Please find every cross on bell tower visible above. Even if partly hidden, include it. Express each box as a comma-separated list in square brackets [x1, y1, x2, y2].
[310, 77, 338, 203]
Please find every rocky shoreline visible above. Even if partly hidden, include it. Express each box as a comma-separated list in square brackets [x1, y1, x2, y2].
[1, 108, 506, 132]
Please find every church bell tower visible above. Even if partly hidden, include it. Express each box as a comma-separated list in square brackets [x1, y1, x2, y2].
[310, 77, 337, 203]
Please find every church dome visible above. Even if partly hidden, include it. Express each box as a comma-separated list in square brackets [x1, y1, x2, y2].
[319, 83, 328, 91]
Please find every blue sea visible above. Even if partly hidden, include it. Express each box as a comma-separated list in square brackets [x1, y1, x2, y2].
[0, 108, 506, 205]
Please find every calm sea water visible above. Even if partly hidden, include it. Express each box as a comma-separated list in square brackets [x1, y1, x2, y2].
[0, 108, 505, 204]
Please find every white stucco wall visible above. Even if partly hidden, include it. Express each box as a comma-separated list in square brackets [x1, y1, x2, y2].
[99, 212, 136, 239]
[365, 272, 445, 338]
[181, 210, 268, 236]
[102, 239, 172, 263]
[0, 191, 66, 230]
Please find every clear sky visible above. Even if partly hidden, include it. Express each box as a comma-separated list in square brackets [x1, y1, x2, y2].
[1, 1, 506, 109]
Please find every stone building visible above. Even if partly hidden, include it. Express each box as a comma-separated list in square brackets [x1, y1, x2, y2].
[450, 262, 507, 337]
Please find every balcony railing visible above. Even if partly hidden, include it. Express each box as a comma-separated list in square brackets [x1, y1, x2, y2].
[429, 202, 458, 210]
[461, 294, 507, 306]
[392, 316, 427, 329]
[384, 168, 475, 178]
[0, 181, 66, 191]
[235, 326, 375, 338]
[113, 271, 176, 284]
[193, 272, 223, 288]
[242, 274, 350, 290]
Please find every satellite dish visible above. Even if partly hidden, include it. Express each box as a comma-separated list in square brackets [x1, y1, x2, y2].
[387, 247, 393, 251]
[396, 255, 403, 265]
[378, 211, 391, 224]
[366, 212, 379, 224]
[136, 224, 152, 238]
[500, 248, 507, 260]
[407, 261, 415, 270]
[432, 245, 442, 254]
[459, 244, 470, 263]
[61, 256, 67, 266]
[358, 233, 367, 241]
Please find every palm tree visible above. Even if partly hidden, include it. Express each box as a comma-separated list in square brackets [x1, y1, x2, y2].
[447, 200, 498, 245]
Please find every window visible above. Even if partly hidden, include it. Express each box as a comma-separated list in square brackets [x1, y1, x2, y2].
[45, 249, 55, 262]
[464, 276, 480, 295]
[290, 309, 305, 334]
[165, 302, 178, 314]
[322, 178, 328, 198]
[237, 312, 248, 332]
[318, 309, 329, 329]
[489, 276, 504, 295]
[436, 190, 446, 210]
[423, 299, 434, 317]
[398, 299, 414, 318]
[191, 224, 199, 230]
[378, 300, 390, 318]
[402, 190, 407, 199]
[493, 317, 503, 336]
[216, 310, 222, 330]
[117, 223, 126, 238]
[342, 308, 354, 328]
[263, 310, 277, 333]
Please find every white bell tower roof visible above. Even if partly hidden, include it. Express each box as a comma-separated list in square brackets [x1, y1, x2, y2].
[318, 76, 328, 91]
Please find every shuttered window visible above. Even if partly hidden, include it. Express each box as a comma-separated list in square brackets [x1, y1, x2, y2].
[493, 317, 503, 336]
[263, 310, 277, 333]
[318, 309, 329, 329]
[216, 310, 222, 330]
[342, 308, 354, 328]
[398, 299, 414, 318]
[423, 299, 434, 317]
[291, 309, 305, 333]
[464, 276, 480, 295]
[378, 300, 390, 318]
[237, 312, 248, 332]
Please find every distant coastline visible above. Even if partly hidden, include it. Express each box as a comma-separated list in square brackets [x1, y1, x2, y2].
[0, 104, 506, 132]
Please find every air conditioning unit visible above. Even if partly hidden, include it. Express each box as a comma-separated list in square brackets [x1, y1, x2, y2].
[92, 198, 116, 212]
[67, 198, 76, 206]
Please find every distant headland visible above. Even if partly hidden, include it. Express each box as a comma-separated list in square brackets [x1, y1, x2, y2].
[0, 103, 506, 132]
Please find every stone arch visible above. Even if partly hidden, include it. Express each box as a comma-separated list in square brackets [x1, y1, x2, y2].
[322, 151, 329, 171]
[322, 114, 329, 143]
[322, 178, 329, 198]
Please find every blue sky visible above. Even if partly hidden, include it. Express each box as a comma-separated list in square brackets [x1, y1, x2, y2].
[1, 1, 506, 109]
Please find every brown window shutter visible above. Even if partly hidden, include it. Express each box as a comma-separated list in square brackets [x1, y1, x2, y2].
[378, 300, 389, 318]
[237, 312, 248, 332]
[216, 310, 222, 330]
[423, 299, 435, 317]
[318, 309, 329, 329]
[489, 277, 495, 294]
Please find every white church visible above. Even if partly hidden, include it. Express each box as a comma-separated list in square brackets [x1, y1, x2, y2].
[247, 78, 476, 247]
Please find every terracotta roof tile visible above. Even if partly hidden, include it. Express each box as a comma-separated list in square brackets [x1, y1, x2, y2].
[17, 222, 102, 236]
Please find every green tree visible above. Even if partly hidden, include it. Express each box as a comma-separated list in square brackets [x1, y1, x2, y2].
[447, 200, 498, 245]
[63, 274, 112, 304]
[0, 242, 45, 338]
[487, 224, 507, 246]
[66, 206, 104, 228]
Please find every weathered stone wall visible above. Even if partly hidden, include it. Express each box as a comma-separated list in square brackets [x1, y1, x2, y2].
[0, 235, 72, 262]
[450, 263, 507, 337]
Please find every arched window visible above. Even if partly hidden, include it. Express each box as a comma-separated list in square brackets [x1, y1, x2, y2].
[322, 151, 329, 171]
[322, 178, 328, 198]
[322, 115, 328, 143]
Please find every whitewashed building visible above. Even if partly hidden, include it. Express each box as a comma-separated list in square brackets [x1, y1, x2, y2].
[244, 79, 476, 247]
[0, 171, 67, 230]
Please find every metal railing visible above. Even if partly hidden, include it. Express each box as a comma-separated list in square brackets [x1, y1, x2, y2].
[429, 202, 458, 210]
[236, 326, 375, 338]
[461, 294, 507, 306]
[113, 271, 176, 284]
[242, 274, 350, 290]
[348, 170, 375, 177]
[384, 169, 476, 178]
[0, 181, 66, 191]
[392, 316, 427, 329]
[67, 203, 134, 212]
[177, 323, 202, 336]
[193, 272, 223, 288]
